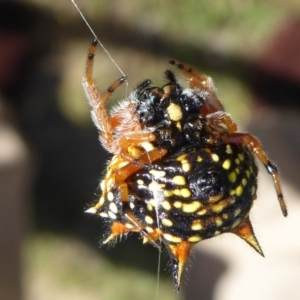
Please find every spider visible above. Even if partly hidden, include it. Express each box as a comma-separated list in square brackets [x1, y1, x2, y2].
[83, 39, 287, 291]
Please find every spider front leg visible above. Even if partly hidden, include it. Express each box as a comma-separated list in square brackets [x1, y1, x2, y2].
[227, 132, 288, 217]
[117, 132, 157, 161]
[169, 59, 224, 114]
[113, 147, 168, 185]
[82, 39, 127, 151]
[205, 111, 238, 141]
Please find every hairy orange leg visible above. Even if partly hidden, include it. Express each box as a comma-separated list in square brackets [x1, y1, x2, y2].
[113, 147, 168, 185]
[83, 39, 127, 150]
[118, 132, 157, 161]
[206, 112, 238, 141]
[169, 59, 224, 114]
[227, 132, 287, 217]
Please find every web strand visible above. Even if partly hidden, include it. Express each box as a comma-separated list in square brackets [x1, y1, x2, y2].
[70, 0, 161, 297]
[70, 0, 127, 82]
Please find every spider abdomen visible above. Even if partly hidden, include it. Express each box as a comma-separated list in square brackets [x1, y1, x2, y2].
[127, 143, 258, 243]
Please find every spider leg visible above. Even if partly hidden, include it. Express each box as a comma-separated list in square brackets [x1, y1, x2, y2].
[165, 69, 178, 84]
[118, 131, 157, 159]
[205, 111, 238, 141]
[169, 59, 224, 114]
[114, 147, 168, 185]
[83, 39, 127, 151]
[169, 59, 211, 90]
[227, 132, 288, 217]
[162, 70, 182, 98]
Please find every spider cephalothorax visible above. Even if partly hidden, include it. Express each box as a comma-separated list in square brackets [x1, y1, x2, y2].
[132, 69, 209, 152]
[83, 39, 287, 291]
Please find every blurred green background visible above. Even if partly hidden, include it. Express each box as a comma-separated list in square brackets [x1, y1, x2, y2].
[1, 0, 300, 300]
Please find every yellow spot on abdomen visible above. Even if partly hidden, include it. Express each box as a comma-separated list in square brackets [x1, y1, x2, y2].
[181, 188, 191, 198]
[231, 218, 242, 229]
[107, 191, 114, 201]
[234, 208, 242, 217]
[208, 194, 223, 203]
[234, 158, 240, 165]
[109, 202, 118, 214]
[197, 209, 207, 216]
[176, 154, 187, 161]
[147, 204, 153, 211]
[145, 226, 154, 233]
[181, 160, 191, 172]
[235, 185, 243, 196]
[191, 220, 203, 231]
[222, 159, 231, 170]
[125, 223, 134, 229]
[215, 217, 223, 227]
[161, 218, 173, 227]
[188, 235, 202, 243]
[172, 189, 181, 196]
[99, 212, 108, 218]
[238, 153, 244, 161]
[226, 144, 233, 154]
[228, 171, 237, 183]
[164, 190, 173, 197]
[137, 179, 144, 185]
[211, 153, 219, 162]
[173, 201, 182, 209]
[162, 200, 172, 211]
[242, 178, 247, 186]
[108, 211, 117, 220]
[182, 201, 201, 213]
[145, 216, 154, 224]
[163, 233, 182, 243]
[172, 175, 186, 185]
[211, 200, 229, 213]
[149, 169, 166, 178]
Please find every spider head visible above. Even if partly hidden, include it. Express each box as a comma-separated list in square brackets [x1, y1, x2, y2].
[136, 86, 167, 127]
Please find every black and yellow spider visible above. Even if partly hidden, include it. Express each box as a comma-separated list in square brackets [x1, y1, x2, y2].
[83, 39, 287, 291]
